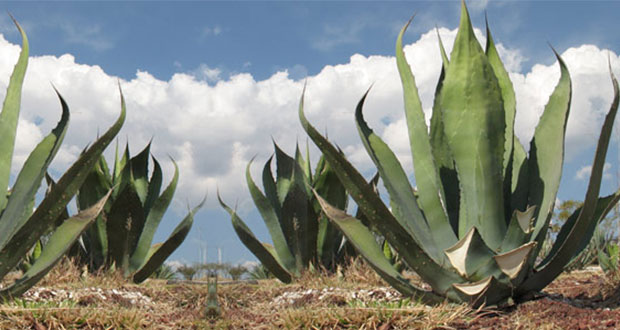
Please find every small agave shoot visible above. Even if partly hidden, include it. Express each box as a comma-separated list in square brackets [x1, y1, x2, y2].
[67, 142, 204, 283]
[219, 142, 352, 283]
[205, 270, 221, 319]
[0, 19, 124, 300]
[300, 1, 620, 305]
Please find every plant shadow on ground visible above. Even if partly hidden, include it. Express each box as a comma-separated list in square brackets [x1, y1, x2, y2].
[1, 257, 619, 329]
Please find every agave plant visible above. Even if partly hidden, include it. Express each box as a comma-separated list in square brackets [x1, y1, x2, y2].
[599, 243, 620, 275]
[0, 19, 124, 300]
[299, 1, 620, 305]
[219, 142, 352, 283]
[70, 142, 204, 283]
[205, 271, 221, 319]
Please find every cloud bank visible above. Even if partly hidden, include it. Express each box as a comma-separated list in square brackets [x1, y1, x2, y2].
[0, 26, 617, 214]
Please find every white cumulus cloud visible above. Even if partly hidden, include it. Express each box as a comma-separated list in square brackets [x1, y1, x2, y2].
[0, 25, 616, 214]
[575, 162, 613, 181]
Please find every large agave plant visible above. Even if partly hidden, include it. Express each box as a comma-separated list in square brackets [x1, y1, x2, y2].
[0, 19, 124, 300]
[219, 142, 351, 283]
[70, 142, 204, 283]
[299, 1, 620, 305]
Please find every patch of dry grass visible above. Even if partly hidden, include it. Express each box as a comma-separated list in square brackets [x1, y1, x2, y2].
[210, 258, 472, 329]
[2, 256, 474, 329]
[1, 258, 207, 329]
[4, 257, 615, 329]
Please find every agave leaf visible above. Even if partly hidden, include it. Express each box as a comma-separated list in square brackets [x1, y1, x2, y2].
[261, 243, 283, 266]
[485, 17, 519, 224]
[111, 140, 121, 179]
[453, 276, 510, 307]
[290, 146, 318, 268]
[129, 159, 179, 273]
[299, 87, 462, 294]
[453, 276, 492, 296]
[245, 158, 296, 272]
[0, 190, 110, 300]
[97, 150, 113, 185]
[261, 156, 296, 260]
[436, 28, 450, 68]
[312, 155, 347, 209]
[107, 184, 143, 273]
[87, 215, 108, 269]
[261, 156, 283, 225]
[144, 155, 163, 214]
[314, 192, 444, 304]
[279, 184, 307, 271]
[355, 89, 445, 263]
[274, 142, 295, 204]
[126, 201, 147, 256]
[430, 29, 460, 235]
[0, 90, 69, 251]
[485, 17, 516, 180]
[95, 214, 109, 257]
[77, 155, 112, 210]
[316, 212, 343, 268]
[32, 239, 42, 260]
[524, 69, 618, 292]
[397, 17, 456, 251]
[313, 153, 328, 187]
[75, 157, 110, 269]
[0, 18, 28, 212]
[218, 193, 292, 283]
[440, 2, 506, 248]
[133, 198, 204, 283]
[501, 206, 536, 252]
[430, 29, 450, 148]
[430, 52, 460, 236]
[43, 172, 79, 238]
[112, 144, 132, 199]
[130, 142, 151, 204]
[537, 190, 620, 268]
[444, 228, 499, 281]
[494, 242, 536, 281]
[293, 143, 312, 197]
[304, 141, 313, 181]
[527, 51, 572, 247]
[382, 239, 394, 261]
[510, 140, 529, 213]
[0, 88, 123, 279]
[133, 243, 159, 273]
[314, 157, 347, 267]
[294, 144, 309, 183]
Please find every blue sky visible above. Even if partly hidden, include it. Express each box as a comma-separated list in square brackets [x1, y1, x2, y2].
[6, 1, 620, 81]
[1, 0, 620, 267]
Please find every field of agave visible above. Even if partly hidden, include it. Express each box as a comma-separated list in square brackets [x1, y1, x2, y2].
[0, 18, 203, 299]
[1, 0, 620, 328]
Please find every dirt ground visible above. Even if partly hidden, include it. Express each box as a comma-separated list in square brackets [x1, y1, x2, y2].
[1, 261, 619, 329]
[452, 268, 620, 330]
